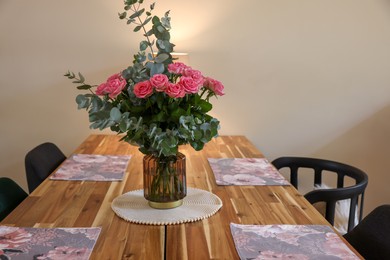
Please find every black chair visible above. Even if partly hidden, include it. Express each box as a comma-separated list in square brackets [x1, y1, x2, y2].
[343, 204, 390, 260]
[25, 142, 66, 193]
[271, 157, 368, 233]
[0, 177, 28, 221]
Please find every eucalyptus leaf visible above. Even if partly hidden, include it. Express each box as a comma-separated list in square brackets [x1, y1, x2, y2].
[118, 12, 127, 19]
[75, 94, 90, 109]
[125, 0, 137, 5]
[110, 107, 122, 122]
[134, 25, 142, 32]
[64, 71, 75, 79]
[152, 16, 160, 24]
[129, 8, 145, 19]
[140, 40, 149, 51]
[193, 130, 202, 140]
[161, 14, 171, 29]
[157, 25, 165, 33]
[154, 53, 169, 63]
[76, 84, 92, 90]
[145, 29, 154, 37]
[157, 40, 165, 50]
[119, 120, 129, 132]
[142, 17, 152, 26]
[149, 63, 164, 75]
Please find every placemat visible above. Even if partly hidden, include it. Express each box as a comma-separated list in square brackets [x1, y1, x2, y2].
[0, 226, 101, 260]
[111, 188, 223, 225]
[230, 223, 359, 259]
[208, 158, 289, 186]
[50, 154, 131, 181]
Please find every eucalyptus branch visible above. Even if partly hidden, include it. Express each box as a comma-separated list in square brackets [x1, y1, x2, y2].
[137, 15, 155, 57]
[127, 2, 155, 58]
[64, 71, 95, 95]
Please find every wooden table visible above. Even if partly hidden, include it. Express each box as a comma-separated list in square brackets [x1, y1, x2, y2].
[1, 134, 359, 259]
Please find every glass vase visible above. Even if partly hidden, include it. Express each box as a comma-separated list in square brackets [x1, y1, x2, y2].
[143, 152, 186, 209]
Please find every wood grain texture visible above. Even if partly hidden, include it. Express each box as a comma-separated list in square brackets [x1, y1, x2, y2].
[1, 134, 360, 259]
[166, 135, 360, 259]
[2, 134, 163, 260]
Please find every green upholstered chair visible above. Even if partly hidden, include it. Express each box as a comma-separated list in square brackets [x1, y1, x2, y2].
[0, 177, 28, 221]
[25, 142, 66, 193]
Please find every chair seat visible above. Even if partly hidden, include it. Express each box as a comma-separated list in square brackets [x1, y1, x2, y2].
[344, 205, 390, 259]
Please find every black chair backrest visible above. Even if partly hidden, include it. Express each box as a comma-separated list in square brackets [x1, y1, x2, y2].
[344, 204, 390, 260]
[25, 142, 66, 193]
[272, 156, 368, 233]
[0, 177, 28, 221]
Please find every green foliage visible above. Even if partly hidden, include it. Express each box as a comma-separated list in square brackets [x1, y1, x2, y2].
[66, 1, 222, 158]
[119, 0, 174, 65]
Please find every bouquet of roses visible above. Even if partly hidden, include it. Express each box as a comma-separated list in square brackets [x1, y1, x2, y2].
[65, 0, 224, 159]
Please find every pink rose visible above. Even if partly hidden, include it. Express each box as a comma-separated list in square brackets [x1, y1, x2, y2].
[165, 83, 185, 98]
[182, 68, 199, 77]
[133, 80, 153, 98]
[167, 62, 189, 74]
[150, 74, 169, 92]
[204, 77, 225, 96]
[95, 73, 127, 99]
[95, 83, 107, 96]
[179, 76, 201, 94]
[183, 69, 205, 86]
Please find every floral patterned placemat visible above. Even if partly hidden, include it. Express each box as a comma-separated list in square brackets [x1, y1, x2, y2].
[0, 226, 101, 260]
[208, 158, 289, 186]
[230, 223, 359, 260]
[50, 154, 131, 181]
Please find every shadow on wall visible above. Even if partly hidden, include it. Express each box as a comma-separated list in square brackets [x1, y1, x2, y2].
[0, 67, 122, 192]
[312, 103, 390, 217]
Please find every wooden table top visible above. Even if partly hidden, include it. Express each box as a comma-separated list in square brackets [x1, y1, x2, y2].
[1, 134, 359, 259]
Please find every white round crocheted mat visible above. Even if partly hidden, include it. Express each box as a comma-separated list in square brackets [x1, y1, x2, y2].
[111, 187, 223, 225]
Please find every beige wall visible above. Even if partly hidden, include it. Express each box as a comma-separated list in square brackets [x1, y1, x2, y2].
[1, 0, 389, 216]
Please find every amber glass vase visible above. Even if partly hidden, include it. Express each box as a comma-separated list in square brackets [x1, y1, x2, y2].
[143, 152, 186, 209]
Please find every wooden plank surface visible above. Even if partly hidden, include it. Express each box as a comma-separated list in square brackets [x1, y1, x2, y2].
[166, 135, 353, 259]
[1, 134, 163, 260]
[1, 134, 360, 259]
